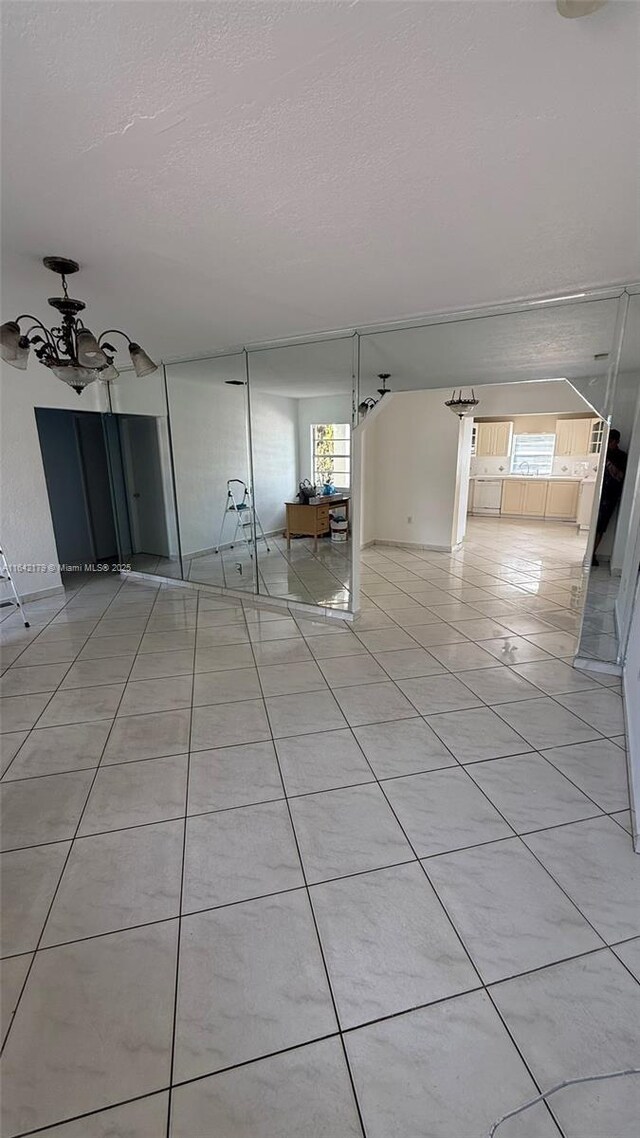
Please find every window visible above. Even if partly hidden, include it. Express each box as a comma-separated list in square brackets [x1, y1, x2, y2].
[312, 423, 351, 488]
[590, 419, 605, 454]
[471, 424, 477, 456]
[510, 433, 555, 476]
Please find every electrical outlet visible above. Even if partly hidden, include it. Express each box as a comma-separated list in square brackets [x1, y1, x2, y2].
[407, 515, 413, 524]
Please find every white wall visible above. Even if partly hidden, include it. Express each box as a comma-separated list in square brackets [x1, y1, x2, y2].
[453, 416, 473, 545]
[252, 391, 299, 534]
[166, 371, 298, 555]
[360, 414, 377, 546]
[166, 373, 251, 557]
[0, 360, 108, 600]
[361, 390, 463, 550]
[297, 394, 352, 486]
[469, 380, 590, 418]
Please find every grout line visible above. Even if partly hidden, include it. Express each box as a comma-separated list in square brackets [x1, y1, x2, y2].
[243, 603, 368, 1138]
[164, 584, 198, 1138]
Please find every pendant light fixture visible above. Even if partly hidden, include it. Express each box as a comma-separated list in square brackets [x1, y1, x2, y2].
[0, 257, 158, 393]
[445, 389, 480, 418]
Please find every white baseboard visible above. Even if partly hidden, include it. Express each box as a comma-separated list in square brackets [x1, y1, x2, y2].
[573, 656, 622, 677]
[1, 584, 66, 605]
[365, 539, 457, 553]
[184, 530, 281, 559]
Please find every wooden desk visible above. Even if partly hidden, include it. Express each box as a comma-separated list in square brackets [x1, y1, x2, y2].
[285, 497, 350, 553]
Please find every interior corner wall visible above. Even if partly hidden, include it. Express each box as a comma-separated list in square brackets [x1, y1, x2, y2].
[0, 361, 108, 600]
[363, 390, 462, 550]
[297, 394, 353, 485]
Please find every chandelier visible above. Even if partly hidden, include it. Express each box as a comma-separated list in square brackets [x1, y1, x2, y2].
[445, 389, 480, 418]
[0, 257, 157, 393]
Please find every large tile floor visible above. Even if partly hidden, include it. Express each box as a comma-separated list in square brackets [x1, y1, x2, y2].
[0, 518, 637, 1137]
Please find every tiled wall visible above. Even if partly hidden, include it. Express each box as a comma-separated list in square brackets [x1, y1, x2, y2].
[469, 454, 600, 478]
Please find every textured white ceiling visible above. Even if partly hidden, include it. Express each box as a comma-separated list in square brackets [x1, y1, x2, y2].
[162, 298, 621, 398]
[1, 1, 638, 361]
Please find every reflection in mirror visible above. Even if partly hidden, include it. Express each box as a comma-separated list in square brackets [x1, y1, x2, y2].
[164, 354, 257, 593]
[106, 368, 181, 578]
[356, 298, 620, 668]
[247, 337, 355, 609]
[578, 293, 640, 664]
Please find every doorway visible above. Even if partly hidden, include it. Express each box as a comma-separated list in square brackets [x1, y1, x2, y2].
[35, 408, 178, 577]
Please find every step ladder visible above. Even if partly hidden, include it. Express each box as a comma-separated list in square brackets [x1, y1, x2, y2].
[0, 545, 30, 627]
[215, 480, 271, 556]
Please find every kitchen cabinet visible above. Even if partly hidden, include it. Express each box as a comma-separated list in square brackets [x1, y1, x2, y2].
[476, 421, 513, 457]
[501, 479, 548, 517]
[522, 480, 548, 516]
[554, 418, 594, 457]
[501, 480, 526, 515]
[545, 480, 580, 519]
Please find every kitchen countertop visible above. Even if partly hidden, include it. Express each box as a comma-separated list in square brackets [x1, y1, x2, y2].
[470, 474, 590, 482]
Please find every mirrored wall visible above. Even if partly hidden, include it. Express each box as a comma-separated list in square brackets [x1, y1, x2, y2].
[247, 337, 355, 609]
[106, 366, 182, 579]
[164, 353, 255, 594]
[103, 289, 637, 675]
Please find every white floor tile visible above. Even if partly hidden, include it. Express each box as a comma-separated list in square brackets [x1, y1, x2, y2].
[383, 767, 512, 856]
[524, 816, 640, 942]
[174, 892, 336, 1081]
[170, 1040, 361, 1138]
[346, 990, 559, 1138]
[426, 837, 601, 982]
[182, 800, 303, 911]
[0, 923, 177, 1136]
[492, 950, 640, 1138]
[311, 862, 477, 1027]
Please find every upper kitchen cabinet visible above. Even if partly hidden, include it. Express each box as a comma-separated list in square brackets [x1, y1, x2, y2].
[554, 417, 594, 457]
[475, 420, 513, 457]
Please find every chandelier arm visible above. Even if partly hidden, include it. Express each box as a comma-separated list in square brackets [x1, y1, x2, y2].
[16, 315, 57, 349]
[98, 328, 133, 347]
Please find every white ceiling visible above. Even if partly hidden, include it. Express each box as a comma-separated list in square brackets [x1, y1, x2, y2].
[160, 298, 621, 400]
[1, 1, 638, 361]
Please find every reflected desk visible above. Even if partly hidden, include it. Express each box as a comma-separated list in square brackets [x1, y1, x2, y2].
[285, 496, 350, 553]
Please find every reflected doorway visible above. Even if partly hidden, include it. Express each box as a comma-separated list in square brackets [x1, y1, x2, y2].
[36, 408, 180, 582]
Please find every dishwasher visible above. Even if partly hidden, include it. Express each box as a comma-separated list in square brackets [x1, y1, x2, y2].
[473, 478, 502, 515]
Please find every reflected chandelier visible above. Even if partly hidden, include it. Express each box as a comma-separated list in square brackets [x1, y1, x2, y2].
[0, 257, 157, 393]
[445, 389, 480, 418]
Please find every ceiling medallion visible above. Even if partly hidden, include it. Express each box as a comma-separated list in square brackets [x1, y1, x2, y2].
[445, 389, 480, 418]
[0, 257, 157, 393]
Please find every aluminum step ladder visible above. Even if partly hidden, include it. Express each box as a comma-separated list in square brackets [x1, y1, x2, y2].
[215, 480, 271, 556]
[0, 545, 30, 627]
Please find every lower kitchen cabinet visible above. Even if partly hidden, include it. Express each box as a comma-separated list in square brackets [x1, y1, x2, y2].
[545, 480, 580, 519]
[501, 480, 526, 515]
[522, 480, 548, 517]
[501, 479, 548, 517]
